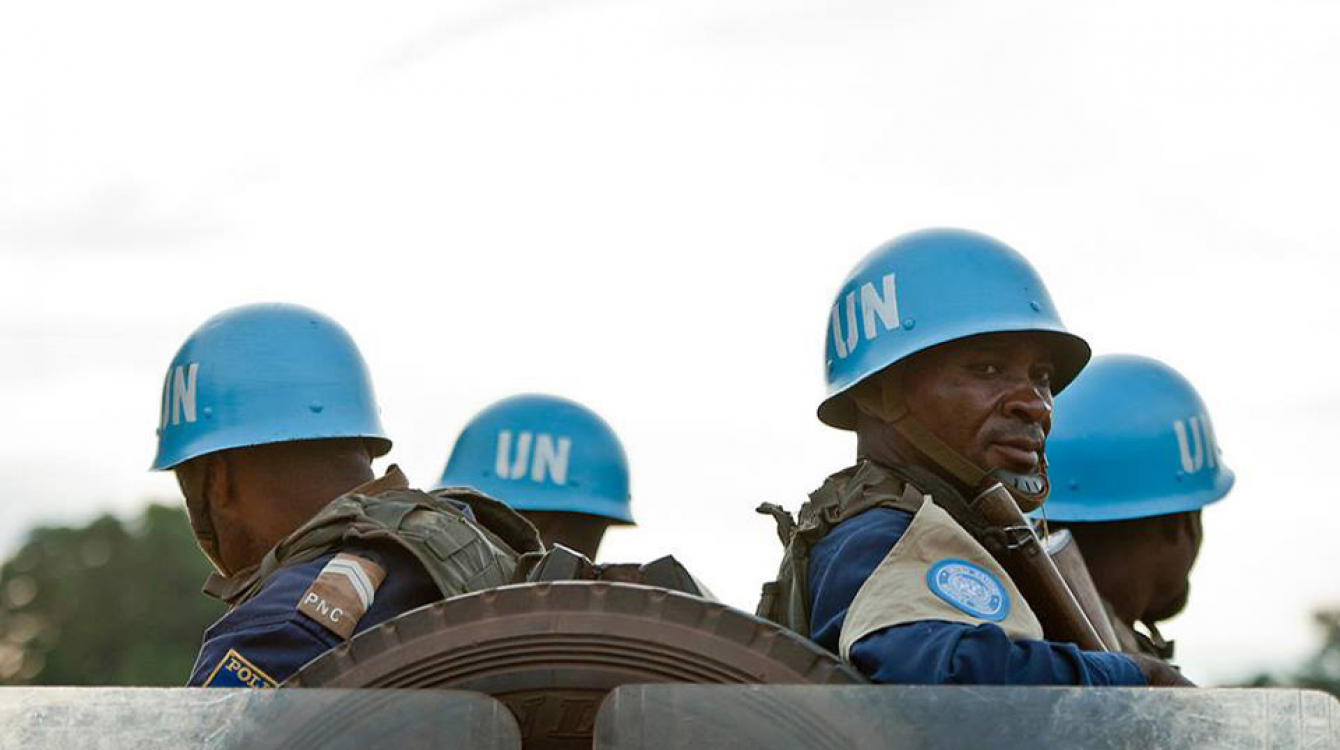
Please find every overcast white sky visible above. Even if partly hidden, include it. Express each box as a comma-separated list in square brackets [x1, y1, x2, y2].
[2, 0, 1337, 685]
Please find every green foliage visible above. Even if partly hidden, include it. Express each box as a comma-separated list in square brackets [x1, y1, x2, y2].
[1242, 608, 1340, 697]
[1293, 609, 1340, 696]
[0, 504, 224, 686]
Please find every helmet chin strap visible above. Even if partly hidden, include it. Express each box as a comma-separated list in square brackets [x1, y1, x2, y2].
[851, 373, 1050, 513]
[984, 465, 1050, 513]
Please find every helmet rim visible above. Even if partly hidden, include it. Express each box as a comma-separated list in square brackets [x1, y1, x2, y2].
[818, 326, 1091, 430]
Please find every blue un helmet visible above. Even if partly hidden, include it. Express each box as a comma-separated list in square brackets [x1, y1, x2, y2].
[436, 394, 633, 524]
[151, 303, 391, 470]
[818, 228, 1090, 510]
[1042, 354, 1234, 522]
[819, 228, 1091, 429]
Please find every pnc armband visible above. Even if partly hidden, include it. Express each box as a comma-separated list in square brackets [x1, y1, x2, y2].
[202, 649, 278, 688]
[296, 553, 386, 639]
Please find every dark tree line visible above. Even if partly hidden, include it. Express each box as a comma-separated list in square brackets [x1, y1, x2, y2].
[1245, 609, 1340, 697]
[0, 504, 223, 685]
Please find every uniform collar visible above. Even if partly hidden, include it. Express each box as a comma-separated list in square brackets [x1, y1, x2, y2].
[813, 460, 916, 505]
[349, 464, 410, 496]
[201, 464, 410, 603]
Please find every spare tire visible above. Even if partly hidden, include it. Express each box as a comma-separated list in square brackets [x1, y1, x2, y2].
[288, 582, 865, 750]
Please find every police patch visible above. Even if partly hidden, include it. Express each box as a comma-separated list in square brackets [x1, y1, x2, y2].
[297, 553, 386, 639]
[926, 558, 1010, 622]
[202, 649, 278, 688]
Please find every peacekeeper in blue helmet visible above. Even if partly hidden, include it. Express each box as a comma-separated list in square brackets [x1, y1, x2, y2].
[436, 394, 633, 559]
[1041, 354, 1233, 661]
[757, 228, 1190, 687]
[152, 303, 538, 688]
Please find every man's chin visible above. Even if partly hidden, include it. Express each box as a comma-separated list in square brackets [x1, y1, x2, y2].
[1147, 583, 1191, 623]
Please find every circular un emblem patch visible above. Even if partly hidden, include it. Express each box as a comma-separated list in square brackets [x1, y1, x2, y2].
[926, 559, 1010, 622]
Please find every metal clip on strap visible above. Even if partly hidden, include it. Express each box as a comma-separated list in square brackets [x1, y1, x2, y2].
[998, 524, 1038, 552]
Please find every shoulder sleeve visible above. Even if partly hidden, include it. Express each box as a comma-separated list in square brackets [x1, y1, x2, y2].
[189, 541, 444, 687]
[810, 509, 1146, 687]
[848, 620, 1148, 686]
[807, 508, 913, 651]
[189, 557, 344, 687]
[189, 617, 338, 687]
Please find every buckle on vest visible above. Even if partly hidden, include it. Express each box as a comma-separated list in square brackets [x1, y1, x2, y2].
[984, 524, 1035, 552]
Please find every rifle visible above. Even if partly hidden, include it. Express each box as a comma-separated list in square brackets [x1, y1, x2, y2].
[1044, 529, 1124, 651]
[970, 483, 1108, 651]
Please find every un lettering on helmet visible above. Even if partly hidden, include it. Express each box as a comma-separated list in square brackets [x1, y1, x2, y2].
[495, 430, 572, 485]
[830, 273, 900, 360]
[1173, 415, 1219, 475]
[159, 363, 200, 429]
[437, 394, 633, 523]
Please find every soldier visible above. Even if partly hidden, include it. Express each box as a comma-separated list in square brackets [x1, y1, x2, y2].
[759, 228, 1189, 686]
[152, 304, 536, 688]
[436, 394, 633, 558]
[1041, 354, 1233, 660]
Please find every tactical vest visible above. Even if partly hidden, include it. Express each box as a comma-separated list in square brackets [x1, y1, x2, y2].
[757, 461, 928, 636]
[205, 484, 540, 609]
[756, 460, 1031, 640]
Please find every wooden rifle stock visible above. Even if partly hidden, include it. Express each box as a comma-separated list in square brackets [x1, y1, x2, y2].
[1044, 529, 1123, 651]
[971, 483, 1108, 651]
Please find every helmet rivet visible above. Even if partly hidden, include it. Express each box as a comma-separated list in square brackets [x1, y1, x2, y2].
[1068, 480, 1079, 491]
[901, 318, 916, 330]
[309, 401, 324, 414]
[1175, 471, 1185, 481]
[202, 406, 213, 419]
[1030, 300, 1042, 312]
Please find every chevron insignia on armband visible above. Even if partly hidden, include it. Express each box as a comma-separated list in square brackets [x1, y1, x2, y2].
[296, 553, 387, 639]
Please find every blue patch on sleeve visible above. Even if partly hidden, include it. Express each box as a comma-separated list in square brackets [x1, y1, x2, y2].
[926, 558, 1010, 622]
[201, 649, 279, 688]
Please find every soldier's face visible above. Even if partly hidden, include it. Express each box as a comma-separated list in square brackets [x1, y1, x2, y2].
[900, 332, 1056, 476]
[174, 452, 261, 576]
[1148, 510, 1203, 621]
[174, 457, 229, 573]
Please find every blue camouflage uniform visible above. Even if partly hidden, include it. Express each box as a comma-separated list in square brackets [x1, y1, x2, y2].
[808, 507, 1146, 686]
